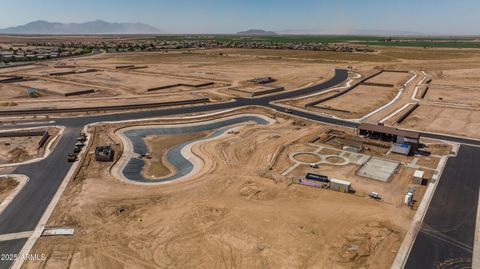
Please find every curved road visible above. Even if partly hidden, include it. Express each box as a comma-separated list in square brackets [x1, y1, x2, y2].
[0, 68, 479, 269]
[0, 69, 347, 269]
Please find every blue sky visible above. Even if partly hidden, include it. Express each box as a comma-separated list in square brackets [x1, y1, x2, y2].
[0, 0, 479, 34]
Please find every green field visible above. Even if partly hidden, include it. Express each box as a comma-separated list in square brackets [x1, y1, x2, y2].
[154, 35, 480, 49]
[155, 35, 384, 43]
[354, 40, 480, 49]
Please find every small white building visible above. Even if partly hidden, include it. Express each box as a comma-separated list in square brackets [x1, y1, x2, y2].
[413, 170, 424, 185]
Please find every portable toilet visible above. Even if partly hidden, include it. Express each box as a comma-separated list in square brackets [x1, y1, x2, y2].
[26, 88, 40, 97]
[413, 170, 424, 185]
[404, 192, 413, 205]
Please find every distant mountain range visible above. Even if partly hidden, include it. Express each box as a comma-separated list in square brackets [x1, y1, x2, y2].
[236, 29, 277, 35]
[0, 20, 161, 34]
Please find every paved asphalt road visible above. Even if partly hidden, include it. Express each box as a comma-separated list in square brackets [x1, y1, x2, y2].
[405, 144, 480, 269]
[0, 69, 348, 269]
[0, 68, 479, 269]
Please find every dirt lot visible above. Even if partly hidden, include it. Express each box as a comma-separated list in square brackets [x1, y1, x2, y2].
[23, 109, 420, 269]
[56, 70, 205, 95]
[0, 79, 114, 100]
[0, 177, 18, 204]
[2, 45, 480, 125]
[78, 52, 334, 93]
[0, 50, 334, 111]
[424, 68, 480, 105]
[399, 105, 480, 139]
[314, 85, 399, 119]
[366, 71, 411, 87]
[0, 127, 59, 164]
[19, 78, 113, 98]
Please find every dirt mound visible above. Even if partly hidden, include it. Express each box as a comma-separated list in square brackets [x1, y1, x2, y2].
[0, 177, 19, 204]
[239, 181, 266, 200]
[332, 221, 402, 268]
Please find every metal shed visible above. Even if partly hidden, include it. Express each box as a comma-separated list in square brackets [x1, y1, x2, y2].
[95, 145, 113, 162]
[329, 178, 351, 193]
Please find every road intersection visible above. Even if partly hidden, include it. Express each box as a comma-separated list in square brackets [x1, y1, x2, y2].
[0, 68, 479, 269]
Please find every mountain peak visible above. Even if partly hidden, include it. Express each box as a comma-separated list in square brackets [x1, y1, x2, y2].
[0, 20, 161, 34]
[236, 29, 277, 35]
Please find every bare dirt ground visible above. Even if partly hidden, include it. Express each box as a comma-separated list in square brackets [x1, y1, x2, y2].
[278, 70, 413, 121]
[0, 79, 113, 100]
[143, 131, 209, 179]
[313, 85, 398, 119]
[0, 177, 18, 204]
[365, 71, 411, 87]
[18, 79, 113, 98]
[2, 42, 479, 269]
[399, 105, 480, 138]
[424, 68, 480, 105]
[0, 50, 333, 111]
[22, 108, 428, 269]
[0, 127, 59, 164]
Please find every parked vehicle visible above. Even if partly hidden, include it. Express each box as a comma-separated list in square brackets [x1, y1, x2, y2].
[77, 133, 87, 142]
[73, 146, 82, 153]
[369, 192, 381, 200]
[67, 153, 77, 162]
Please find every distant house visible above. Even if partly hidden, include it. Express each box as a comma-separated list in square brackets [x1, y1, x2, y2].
[13, 55, 25, 61]
[0, 51, 14, 61]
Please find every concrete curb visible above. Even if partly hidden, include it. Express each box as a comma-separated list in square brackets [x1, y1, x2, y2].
[10, 125, 91, 269]
[472, 185, 480, 269]
[111, 113, 275, 185]
[359, 71, 417, 122]
[285, 71, 360, 101]
[0, 174, 29, 216]
[379, 103, 416, 124]
[0, 126, 65, 168]
[391, 142, 457, 269]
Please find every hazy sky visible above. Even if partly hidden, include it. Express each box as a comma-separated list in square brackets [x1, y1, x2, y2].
[0, 0, 479, 34]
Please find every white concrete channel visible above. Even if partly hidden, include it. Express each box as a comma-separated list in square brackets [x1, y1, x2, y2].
[113, 114, 275, 185]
